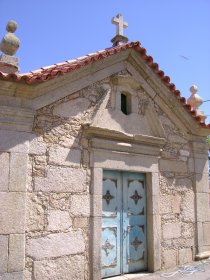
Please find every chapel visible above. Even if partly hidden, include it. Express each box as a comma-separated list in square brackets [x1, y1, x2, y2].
[0, 15, 209, 280]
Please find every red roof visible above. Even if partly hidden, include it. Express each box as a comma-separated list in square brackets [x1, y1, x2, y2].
[0, 41, 209, 129]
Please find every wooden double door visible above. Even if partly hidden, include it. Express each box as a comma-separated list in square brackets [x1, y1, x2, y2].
[101, 170, 147, 278]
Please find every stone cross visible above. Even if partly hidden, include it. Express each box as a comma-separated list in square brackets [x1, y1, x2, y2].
[112, 14, 128, 37]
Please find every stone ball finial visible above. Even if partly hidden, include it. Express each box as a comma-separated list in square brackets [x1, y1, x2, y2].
[187, 84, 203, 110]
[189, 85, 198, 95]
[6, 20, 17, 33]
[0, 20, 20, 56]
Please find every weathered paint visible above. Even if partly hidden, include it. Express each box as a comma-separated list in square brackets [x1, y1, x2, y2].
[102, 170, 147, 278]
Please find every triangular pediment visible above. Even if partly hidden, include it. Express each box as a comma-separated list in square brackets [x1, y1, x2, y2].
[1, 44, 209, 137]
[91, 102, 165, 139]
[90, 75, 166, 142]
[26, 49, 208, 137]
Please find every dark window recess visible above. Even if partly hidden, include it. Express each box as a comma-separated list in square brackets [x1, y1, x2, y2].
[121, 93, 127, 115]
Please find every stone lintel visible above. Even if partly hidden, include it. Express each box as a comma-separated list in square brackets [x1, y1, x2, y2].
[90, 149, 159, 172]
[84, 125, 166, 151]
[91, 137, 162, 157]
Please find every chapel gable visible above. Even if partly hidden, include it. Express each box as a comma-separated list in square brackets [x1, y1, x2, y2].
[0, 15, 209, 280]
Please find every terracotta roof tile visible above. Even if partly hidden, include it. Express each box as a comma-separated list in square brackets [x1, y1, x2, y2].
[0, 41, 209, 129]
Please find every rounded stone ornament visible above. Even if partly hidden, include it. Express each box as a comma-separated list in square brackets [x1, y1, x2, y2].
[0, 20, 20, 56]
[6, 20, 17, 33]
[187, 85, 203, 109]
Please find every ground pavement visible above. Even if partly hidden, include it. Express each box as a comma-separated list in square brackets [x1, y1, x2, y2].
[109, 259, 210, 280]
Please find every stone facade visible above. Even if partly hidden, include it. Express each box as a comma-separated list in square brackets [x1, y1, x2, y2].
[25, 85, 100, 280]
[0, 49, 209, 280]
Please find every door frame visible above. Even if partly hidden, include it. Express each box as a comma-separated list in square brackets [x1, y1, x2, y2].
[89, 148, 161, 280]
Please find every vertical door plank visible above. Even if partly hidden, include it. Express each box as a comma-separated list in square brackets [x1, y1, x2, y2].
[101, 170, 122, 278]
[101, 171, 147, 278]
[122, 172, 147, 273]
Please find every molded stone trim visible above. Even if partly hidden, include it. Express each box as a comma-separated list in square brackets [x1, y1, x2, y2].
[84, 125, 166, 149]
[90, 152, 161, 279]
[91, 138, 163, 157]
[126, 58, 209, 137]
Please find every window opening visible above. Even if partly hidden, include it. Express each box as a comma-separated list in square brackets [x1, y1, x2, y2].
[121, 92, 131, 115]
[121, 93, 127, 115]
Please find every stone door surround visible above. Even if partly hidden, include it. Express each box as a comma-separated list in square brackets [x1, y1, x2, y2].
[87, 129, 163, 279]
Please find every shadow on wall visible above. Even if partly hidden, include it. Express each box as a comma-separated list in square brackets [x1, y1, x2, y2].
[0, 130, 36, 155]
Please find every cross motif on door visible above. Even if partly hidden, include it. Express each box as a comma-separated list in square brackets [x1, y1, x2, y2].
[103, 190, 114, 205]
[131, 237, 142, 251]
[102, 239, 115, 256]
[130, 190, 142, 205]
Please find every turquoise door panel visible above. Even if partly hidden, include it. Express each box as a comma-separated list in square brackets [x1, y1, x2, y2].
[101, 171, 122, 278]
[101, 171, 147, 278]
[122, 173, 147, 273]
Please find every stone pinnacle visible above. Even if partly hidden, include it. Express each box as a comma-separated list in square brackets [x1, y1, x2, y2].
[0, 20, 20, 56]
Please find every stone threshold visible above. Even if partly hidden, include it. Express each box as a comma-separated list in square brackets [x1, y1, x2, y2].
[104, 272, 154, 280]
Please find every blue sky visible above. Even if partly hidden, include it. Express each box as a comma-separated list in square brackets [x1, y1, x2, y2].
[0, 0, 209, 123]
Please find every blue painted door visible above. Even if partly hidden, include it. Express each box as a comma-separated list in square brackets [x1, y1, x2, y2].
[101, 171, 147, 278]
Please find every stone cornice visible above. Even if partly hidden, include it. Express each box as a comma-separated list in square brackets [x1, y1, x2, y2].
[13, 50, 131, 99]
[84, 125, 166, 156]
[0, 48, 208, 136]
[127, 52, 210, 137]
[26, 62, 124, 110]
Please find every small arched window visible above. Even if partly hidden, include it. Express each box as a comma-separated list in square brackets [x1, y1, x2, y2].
[121, 92, 131, 115]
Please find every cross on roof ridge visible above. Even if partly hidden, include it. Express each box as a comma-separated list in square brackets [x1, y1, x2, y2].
[111, 14, 129, 46]
[112, 14, 128, 36]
